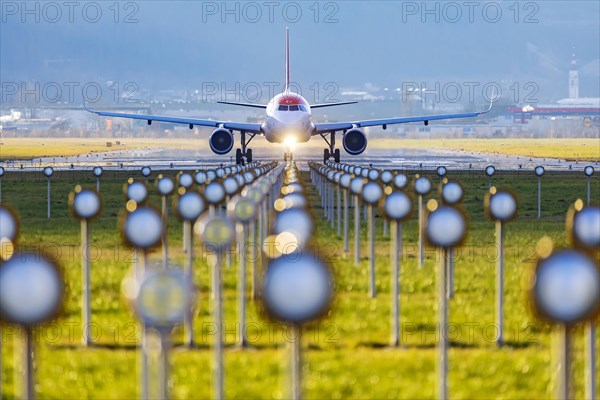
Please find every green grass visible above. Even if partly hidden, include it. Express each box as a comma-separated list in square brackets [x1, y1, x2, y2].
[0, 167, 599, 399]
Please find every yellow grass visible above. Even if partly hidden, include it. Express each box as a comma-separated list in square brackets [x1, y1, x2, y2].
[367, 138, 600, 161]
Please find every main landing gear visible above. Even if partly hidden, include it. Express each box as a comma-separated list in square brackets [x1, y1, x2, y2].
[235, 131, 254, 165]
[321, 132, 340, 163]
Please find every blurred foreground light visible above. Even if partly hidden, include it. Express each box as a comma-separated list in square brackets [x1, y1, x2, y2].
[195, 215, 235, 249]
[134, 269, 193, 329]
[414, 176, 431, 195]
[175, 191, 205, 221]
[569, 204, 600, 249]
[362, 182, 383, 204]
[262, 251, 332, 325]
[223, 177, 239, 196]
[384, 191, 412, 221]
[0, 206, 19, 243]
[156, 175, 175, 197]
[122, 207, 163, 249]
[393, 173, 408, 190]
[441, 181, 463, 205]
[426, 205, 467, 248]
[486, 190, 518, 222]
[126, 181, 148, 204]
[204, 181, 226, 205]
[531, 250, 600, 325]
[194, 171, 208, 185]
[0, 252, 63, 325]
[380, 170, 393, 185]
[178, 173, 194, 188]
[229, 196, 256, 223]
[274, 208, 313, 249]
[70, 188, 102, 220]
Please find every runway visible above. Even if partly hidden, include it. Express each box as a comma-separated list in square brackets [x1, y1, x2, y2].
[1, 145, 596, 173]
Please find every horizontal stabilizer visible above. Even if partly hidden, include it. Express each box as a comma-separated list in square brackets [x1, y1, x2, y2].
[217, 101, 267, 109]
[310, 101, 358, 109]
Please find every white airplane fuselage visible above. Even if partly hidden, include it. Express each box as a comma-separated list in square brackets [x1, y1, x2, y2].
[262, 92, 314, 144]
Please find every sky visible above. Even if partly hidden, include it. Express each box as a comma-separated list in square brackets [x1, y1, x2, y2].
[1, 1, 599, 104]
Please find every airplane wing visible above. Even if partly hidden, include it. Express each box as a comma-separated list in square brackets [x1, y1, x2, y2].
[313, 99, 493, 134]
[84, 104, 262, 133]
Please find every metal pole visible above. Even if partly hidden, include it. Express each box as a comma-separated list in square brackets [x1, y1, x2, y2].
[585, 323, 596, 400]
[383, 218, 388, 237]
[161, 196, 168, 270]
[0, 326, 2, 396]
[238, 224, 248, 347]
[23, 327, 34, 400]
[336, 185, 341, 236]
[257, 202, 264, 289]
[391, 220, 402, 347]
[138, 250, 149, 400]
[81, 219, 91, 346]
[323, 183, 328, 218]
[354, 195, 360, 266]
[587, 176, 591, 205]
[537, 176, 541, 220]
[158, 330, 169, 400]
[250, 220, 258, 300]
[184, 221, 194, 347]
[343, 190, 349, 256]
[96, 177, 100, 193]
[438, 248, 448, 400]
[261, 199, 267, 245]
[47, 178, 51, 220]
[368, 204, 375, 298]
[213, 252, 224, 400]
[418, 195, 424, 268]
[447, 249, 454, 299]
[290, 324, 301, 400]
[496, 220, 504, 346]
[330, 185, 334, 229]
[556, 325, 571, 400]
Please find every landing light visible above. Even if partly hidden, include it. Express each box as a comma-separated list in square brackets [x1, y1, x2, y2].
[284, 136, 296, 150]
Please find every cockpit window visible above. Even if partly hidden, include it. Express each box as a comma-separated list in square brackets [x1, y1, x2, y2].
[278, 105, 289, 111]
[298, 105, 306, 111]
[289, 105, 299, 111]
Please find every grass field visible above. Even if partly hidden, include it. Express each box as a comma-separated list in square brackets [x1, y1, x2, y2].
[1, 137, 599, 161]
[0, 166, 599, 399]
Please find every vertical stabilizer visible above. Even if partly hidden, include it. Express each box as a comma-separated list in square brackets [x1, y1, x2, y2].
[284, 27, 290, 93]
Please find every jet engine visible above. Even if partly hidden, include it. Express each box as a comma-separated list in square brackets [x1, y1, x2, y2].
[209, 128, 234, 155]
[342, 128, 367, 155]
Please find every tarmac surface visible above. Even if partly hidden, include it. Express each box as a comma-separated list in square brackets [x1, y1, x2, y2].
[1, 145, 597, 173]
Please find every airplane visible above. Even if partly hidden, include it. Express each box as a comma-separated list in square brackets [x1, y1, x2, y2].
[85, 28, 493, 165]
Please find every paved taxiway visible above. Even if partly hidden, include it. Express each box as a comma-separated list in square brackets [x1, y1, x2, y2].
[1, 145, 597, 172]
